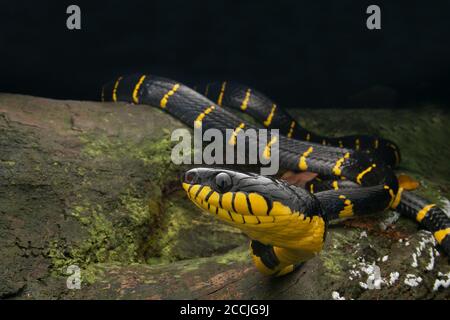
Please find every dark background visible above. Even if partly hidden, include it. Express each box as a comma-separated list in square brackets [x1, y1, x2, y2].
[1, 0, 450, 108]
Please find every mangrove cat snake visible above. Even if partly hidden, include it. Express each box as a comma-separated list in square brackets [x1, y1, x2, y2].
[102, 74, 450, 276]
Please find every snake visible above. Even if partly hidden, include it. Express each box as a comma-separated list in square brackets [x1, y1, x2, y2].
[195, 81, 401, 168]
[102, 73, 450, 276]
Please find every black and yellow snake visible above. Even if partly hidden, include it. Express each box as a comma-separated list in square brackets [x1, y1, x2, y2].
[102, 74, 450, 276]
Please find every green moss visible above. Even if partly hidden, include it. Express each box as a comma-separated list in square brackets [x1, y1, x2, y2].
[77, 167, 87, 177]
[72, 264, 107, 286]
[79, 132, 186, 187]
[321, 230, 359, 280]
[178, 259, 204, 273]
[0, 160, 15, 166]
[45, 128, 195, 280]
[80, 132, 171, 162]
[144, 196, 199, 264]
[175, 246, 248, 274]
[120, 187, 161, 225]
[145, 192, 246, 264]
[216, 246, 249, 265]
[154, 209, 186, 262]
[48, 187, 162, 277]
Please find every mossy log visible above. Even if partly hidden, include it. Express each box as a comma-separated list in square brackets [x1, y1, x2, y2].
[0, 94, 449, 299]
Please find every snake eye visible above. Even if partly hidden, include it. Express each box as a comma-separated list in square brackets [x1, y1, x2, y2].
[184, 170, 198, 184]
[214, 172, 232, 192]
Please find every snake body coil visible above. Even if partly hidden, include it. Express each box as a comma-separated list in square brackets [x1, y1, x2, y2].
[197, 81, 401, 167]
[102, 74, 450, 276]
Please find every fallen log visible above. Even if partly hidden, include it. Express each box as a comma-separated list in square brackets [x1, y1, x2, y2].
[0, 94, 448, 299]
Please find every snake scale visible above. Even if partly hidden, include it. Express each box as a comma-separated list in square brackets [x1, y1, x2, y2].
[102, 74, 449, 276]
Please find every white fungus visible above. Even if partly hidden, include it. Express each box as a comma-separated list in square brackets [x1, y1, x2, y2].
[332, 291, 345, 300]
[425, 247, 435, 271]
[359, 282, 368, 289]
[432, 272, 450, 291]
[389, 272, 400, 285]
[410, 232, 437, 268]
[359, 263, 383, 289]
[404, 274, 423, 287]
[411, 253, 418, 268]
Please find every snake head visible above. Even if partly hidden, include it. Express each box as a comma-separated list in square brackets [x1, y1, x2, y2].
[182, 167, 326, 253]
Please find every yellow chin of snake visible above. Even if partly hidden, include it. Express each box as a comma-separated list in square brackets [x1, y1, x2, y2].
[182, 183, 326, 255]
